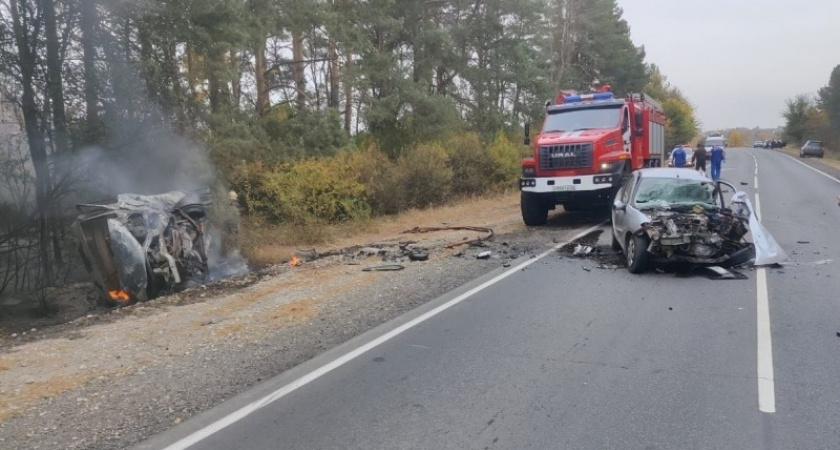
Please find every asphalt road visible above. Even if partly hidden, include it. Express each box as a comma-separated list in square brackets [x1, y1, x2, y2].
[137, 148, 840, 450]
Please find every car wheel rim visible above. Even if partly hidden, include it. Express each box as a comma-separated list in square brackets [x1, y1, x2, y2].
[627, 239, 635, 265]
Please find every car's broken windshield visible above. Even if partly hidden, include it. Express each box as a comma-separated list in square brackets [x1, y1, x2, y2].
[634, 178, 716, 210]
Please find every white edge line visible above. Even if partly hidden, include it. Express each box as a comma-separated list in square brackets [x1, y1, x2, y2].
[782, 153, 840, 184]
[161, 221, 609, 450]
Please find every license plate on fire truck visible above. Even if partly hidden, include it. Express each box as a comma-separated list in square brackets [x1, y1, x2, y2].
[552, 185, 575, 192]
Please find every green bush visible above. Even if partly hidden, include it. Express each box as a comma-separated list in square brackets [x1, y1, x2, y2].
[227, 131, 523, 224]
[398, 142, 453, 209]
[487, 131, 524, 188]
[444, 132, 492, 196]
[243, 158, 371, 225]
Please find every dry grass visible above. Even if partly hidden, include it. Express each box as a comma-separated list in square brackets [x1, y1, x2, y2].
[269, 298, 320, 326]
[239, 190, 522, 267]
[0, 372, 100, 423]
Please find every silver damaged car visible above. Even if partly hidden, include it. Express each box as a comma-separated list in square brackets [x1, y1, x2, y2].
[611, 168, 786, 273]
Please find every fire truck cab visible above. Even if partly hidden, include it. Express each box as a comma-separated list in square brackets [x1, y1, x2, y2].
[519, 88, 666, 225]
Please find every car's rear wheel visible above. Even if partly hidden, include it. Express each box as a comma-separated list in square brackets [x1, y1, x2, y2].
[625, 234, 649, 274]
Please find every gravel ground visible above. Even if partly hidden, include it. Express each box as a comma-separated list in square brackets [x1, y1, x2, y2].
[0, 202, 608, 450]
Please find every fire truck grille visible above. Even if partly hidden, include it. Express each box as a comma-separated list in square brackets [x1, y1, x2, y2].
[538, 143, 593, 170]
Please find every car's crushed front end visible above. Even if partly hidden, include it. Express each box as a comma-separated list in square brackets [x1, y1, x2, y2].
[622, 175, 787, 270]
[641, 203, 754, 266]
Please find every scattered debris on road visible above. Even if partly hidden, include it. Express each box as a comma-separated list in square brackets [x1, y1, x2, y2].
[362, 264, 405, 272]
[408, 251, 429, 261]
[476, 251, 492, 260]
[401, 226, 494, 248]
[704, 266, 748, 280]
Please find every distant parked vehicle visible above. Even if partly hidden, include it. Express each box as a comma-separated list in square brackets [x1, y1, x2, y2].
[753, 141, 764, 148]
[800, 140, 824, 158]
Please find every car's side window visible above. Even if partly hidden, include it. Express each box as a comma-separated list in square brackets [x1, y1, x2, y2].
[620, 174, 635, 204]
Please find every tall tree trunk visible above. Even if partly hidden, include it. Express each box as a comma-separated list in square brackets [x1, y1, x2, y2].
[165, 41, 187, 130]
[80, 0, 99, 141]
[344, 57, 353, 133]
[230, 49, 241, 108]
[43, 0, 69, 155]
[11, 0, 53, 284]
[328, 38, 339, 108]
[292, 30, 306, 109]
[436, 67, 447, 95]
[186, 43, 197, 97]
[254, 38, 269, 115]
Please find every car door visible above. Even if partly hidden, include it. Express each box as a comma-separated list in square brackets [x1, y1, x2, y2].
[612, 172, 637, 245]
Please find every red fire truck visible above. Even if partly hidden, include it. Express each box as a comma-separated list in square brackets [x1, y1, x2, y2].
[519, 87, 666, 225]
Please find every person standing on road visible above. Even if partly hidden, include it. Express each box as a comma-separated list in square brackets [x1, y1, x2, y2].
[692, 142, 707, 176]
[709, 144, 726, 181]
[670, 145, 686, 167]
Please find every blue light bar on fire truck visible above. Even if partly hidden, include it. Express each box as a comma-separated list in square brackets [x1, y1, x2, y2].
[559, 92, 614, 104]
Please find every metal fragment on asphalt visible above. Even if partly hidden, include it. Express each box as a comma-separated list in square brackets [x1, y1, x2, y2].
[362, 265, 405, 272]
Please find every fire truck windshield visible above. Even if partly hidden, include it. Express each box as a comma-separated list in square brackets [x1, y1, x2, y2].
[543, 105, 621, 133]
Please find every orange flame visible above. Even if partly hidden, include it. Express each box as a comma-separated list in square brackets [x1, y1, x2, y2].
[108, 290, 130, 302]
[290, 256, 301, 267]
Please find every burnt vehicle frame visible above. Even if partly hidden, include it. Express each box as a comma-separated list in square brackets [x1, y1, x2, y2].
[610, 168, 776, 273]
[73, 189, 213, 306]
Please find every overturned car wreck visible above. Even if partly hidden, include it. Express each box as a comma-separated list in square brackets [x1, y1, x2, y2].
[612, 169, 786, 273]
[74, 189, 213, 306]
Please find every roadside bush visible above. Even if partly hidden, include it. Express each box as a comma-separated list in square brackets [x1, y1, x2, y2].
[445, 132, 492, 196]
[241, 158, 371, 225]
[486, 131, 524, 188]
[371, 142, 453, 213]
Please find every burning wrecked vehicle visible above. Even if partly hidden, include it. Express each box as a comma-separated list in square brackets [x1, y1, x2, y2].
[611, 168, 786, 273]
[73, 189, 215, 306]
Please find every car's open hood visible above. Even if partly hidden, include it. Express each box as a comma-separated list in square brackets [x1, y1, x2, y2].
[730, 191, 787, 265]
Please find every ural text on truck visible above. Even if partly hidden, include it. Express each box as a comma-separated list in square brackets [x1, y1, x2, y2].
[519, 88, 666, 225]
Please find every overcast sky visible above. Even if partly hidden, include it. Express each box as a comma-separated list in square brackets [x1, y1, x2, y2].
[619, 0, 840, 131]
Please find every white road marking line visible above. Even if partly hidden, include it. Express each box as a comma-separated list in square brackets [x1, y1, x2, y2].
[756, 267, 776, 413]
[782, 153, 840, 184]
[160, 221, 609, 450]
[752, 162, 776, 413]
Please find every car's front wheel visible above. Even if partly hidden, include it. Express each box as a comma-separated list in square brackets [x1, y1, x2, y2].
[625, 234, 649, 274]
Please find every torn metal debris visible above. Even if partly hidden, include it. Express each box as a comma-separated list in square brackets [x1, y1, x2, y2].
[401, 226, 494, 248]
[74, 189, 215, 306]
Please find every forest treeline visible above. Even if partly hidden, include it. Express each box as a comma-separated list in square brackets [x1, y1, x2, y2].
[0, 0, 698, 304]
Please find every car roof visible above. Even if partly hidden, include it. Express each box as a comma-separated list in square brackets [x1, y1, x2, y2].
[636, 167, 710, 181]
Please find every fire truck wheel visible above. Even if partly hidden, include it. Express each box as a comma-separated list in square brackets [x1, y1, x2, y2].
[625, 234, 649, 274]
[521, 192, 548, 226]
